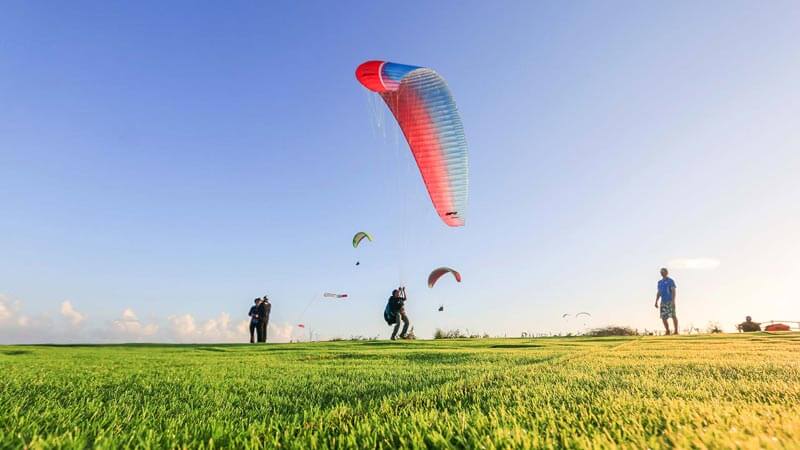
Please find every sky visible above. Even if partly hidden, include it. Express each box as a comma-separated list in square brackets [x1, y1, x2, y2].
[2, 1, 799, 343]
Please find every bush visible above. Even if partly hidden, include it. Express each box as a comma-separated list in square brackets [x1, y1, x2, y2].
[434, 329, 489, 339]
[434, 328, 467, 339]
[586, 326, 639, 337]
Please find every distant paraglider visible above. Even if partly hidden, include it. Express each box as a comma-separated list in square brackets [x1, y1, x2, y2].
[563, 312, 591, 319]
[428, 267, 462, 288]
[352, 232, 372, 248]
[438, 305, 444, 312]
[323, 293, 349, 299]
[356, 60, 469, 227]
[353, 232, 372, 266]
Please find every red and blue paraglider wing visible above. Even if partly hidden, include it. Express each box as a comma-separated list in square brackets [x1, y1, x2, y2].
[356, 60, 468, 227]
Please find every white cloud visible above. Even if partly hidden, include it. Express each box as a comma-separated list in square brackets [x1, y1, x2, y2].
[166, 312, 298, 343]
[0, 297, 11, 321]
[0, 295, 32, 328]
[110, 308, 159, 339]
[667, 258, 721, 270]
[0, 294, 300, 344]
[0, 295, 55, 344]
[169, 313, 197, 338]
[167, 312, 249, 343]
[268, 323, 296, 343]
[60, 301, 86, 327]
[0, 295, 22, 324]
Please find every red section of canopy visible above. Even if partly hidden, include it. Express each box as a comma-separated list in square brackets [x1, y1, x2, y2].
[382, 86, 456, 225]
[427, 267, 462, 288]
[355, 60, 386, 93]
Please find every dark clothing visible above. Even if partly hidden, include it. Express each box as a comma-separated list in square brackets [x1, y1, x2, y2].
[257, 302, 271, 343]
[248, 305, 260, 343]
[387, 294, 408, 339]
[391, 310, 410, 339]
[247, 305, 261, 344]
[739, 320, 761, 332]
[383, 302, 396, 325]
[388, 295, 404, 313]
[258, 321, 267, 342]
[248, 306, 259, 323]
[249, 321, 258, 343]
[257, 302, 271, 319]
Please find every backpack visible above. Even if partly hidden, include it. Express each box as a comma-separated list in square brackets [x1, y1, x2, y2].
[383, 301, 396, 325]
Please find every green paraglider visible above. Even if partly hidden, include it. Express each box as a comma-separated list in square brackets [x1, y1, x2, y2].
[352, 232, 372, 248]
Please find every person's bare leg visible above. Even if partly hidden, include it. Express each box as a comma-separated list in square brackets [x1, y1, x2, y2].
[672, 317, 679, 335]
[662, 319, 670, 335]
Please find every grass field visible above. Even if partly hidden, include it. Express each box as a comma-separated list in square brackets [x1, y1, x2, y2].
[1, 334, 799, 449]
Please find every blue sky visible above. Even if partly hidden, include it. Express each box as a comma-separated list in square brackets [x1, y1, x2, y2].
[2, 1, 799, 343]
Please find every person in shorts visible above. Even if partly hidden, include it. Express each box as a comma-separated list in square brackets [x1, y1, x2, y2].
[654, 267, 678, 335]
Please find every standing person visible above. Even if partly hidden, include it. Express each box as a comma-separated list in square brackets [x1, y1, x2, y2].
[248, 298, 262, 343]
[257, 296, 271, 343]
[388, 286, 410, 340]
[654, 267, 678, 335]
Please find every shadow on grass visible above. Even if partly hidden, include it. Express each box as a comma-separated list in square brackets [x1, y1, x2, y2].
[1, 350, 32, 356]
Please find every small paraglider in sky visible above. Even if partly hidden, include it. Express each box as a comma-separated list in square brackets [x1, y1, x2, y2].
[352, 232, 372, 248]
[297, 324, 305, 328]
[438, 305, 444, 312]
[562, 313, 571, 319]
[428, 267, 462, 288]
[576, 312, 592, 318]
[356, 61, 469, 227]
[353, 232, 372, 267]
[323, 293, 349, 299]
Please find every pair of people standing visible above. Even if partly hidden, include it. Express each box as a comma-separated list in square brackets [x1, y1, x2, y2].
[248, 296, 271, 343]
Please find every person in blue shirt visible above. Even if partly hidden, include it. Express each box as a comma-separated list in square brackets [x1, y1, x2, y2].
[654, 267, 678, 335]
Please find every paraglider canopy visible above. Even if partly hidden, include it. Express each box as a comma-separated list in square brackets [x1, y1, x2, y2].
[356, 60, 468, 227]
[576, 312, 592, 318]
[428, 267, 462, 288]
[323, 293, 349, 299]
[352, 232, 372, 248]
[562, 313, 571, 319]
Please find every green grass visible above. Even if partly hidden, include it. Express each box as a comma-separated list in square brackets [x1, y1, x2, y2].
[2, 334, 799, 449]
